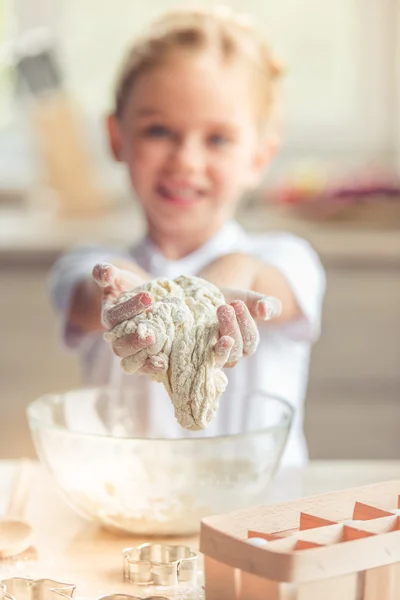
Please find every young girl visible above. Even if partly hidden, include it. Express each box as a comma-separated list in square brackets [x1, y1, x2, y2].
[49, 7, 325, 465]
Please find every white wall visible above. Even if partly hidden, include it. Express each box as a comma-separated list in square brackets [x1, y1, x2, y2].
[58, 0, 397, 173]
[0, 0, 398, 193]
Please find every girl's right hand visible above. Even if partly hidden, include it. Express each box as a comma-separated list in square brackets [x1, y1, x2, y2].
[92, 262, 166, 375]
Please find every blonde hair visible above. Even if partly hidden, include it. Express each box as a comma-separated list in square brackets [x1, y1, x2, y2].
[113, 6, 283, 132]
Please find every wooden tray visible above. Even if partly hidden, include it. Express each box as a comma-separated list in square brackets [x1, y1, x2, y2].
[200, 479, 400, 599]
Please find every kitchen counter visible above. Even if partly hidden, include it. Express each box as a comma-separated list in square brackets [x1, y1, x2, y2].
[0, 460, 399, 598]
[1, 202, 400, 267]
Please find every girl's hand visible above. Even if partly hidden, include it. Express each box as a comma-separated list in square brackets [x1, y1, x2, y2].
[94, 265, 282, 374]
[92, 262, 167, 375]
[92, 262, 151, 325]
[215, 289, 281, 368]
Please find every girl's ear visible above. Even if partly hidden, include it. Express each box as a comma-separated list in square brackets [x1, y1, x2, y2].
[106, 113, 123, 162]
[250, 134, 279, 182]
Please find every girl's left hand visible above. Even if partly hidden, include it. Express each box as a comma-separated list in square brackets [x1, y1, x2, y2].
[214, 289, 281, 368]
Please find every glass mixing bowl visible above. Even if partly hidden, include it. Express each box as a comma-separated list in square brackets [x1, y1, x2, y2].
[27, 387, 293, 535]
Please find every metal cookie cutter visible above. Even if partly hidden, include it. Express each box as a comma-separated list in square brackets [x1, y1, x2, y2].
[0, 578, 75, 600]
[122, 543, 198, 587]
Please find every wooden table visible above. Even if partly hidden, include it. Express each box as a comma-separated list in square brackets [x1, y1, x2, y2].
[1, 461, 399, 599]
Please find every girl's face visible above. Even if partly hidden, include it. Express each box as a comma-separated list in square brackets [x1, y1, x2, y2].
[108, 53, 274, 243]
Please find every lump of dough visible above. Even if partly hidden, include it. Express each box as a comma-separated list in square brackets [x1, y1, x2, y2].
[104, 275, 228, 430]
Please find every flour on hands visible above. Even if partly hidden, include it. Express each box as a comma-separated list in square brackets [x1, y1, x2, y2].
[104, 275, 227, 430]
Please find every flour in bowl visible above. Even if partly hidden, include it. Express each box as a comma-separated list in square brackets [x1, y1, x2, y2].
[104, 275, 227, 430]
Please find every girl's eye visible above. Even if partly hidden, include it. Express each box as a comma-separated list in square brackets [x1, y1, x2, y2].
[144, 125, 171, 138]
[208, 134, 230, 147]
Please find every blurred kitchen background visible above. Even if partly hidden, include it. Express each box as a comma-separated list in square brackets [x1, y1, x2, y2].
[1, 0, 399, 460]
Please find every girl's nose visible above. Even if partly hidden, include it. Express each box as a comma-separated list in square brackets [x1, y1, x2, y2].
[168, 137, 204, 174]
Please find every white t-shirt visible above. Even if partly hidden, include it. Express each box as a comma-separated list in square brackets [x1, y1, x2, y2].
[49, 221, 325, 465]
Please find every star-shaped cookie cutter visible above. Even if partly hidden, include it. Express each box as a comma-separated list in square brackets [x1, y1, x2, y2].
[122, 543, 198, 586]
[0, 578, 75, 600]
